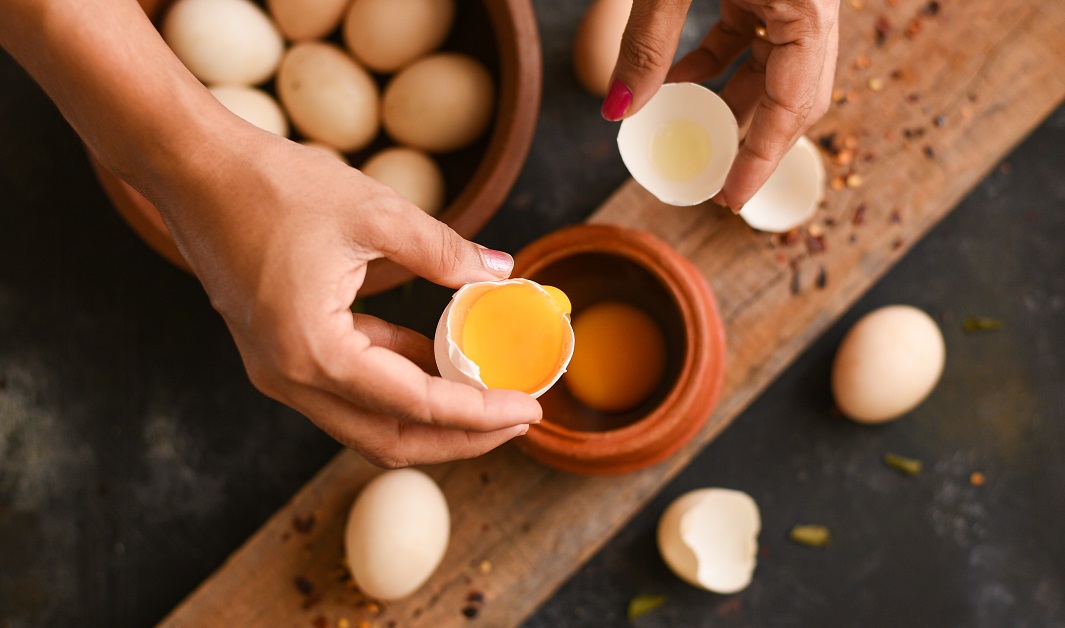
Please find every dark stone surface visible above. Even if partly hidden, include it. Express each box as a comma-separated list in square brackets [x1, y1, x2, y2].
[1, 1, 1062, 626]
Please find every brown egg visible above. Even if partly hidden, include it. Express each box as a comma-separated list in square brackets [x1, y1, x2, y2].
[573, 0, 633, 97]
[343, 0, 455, 73]
[267, 0, 350, 41]
[382, 54, 494, 153]
[361, 147, 446, 215]
[277, 42, 379, 152]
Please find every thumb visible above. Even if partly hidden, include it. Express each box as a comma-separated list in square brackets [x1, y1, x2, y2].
[369, 199, 514, 289]
[602, 0, 693, 121]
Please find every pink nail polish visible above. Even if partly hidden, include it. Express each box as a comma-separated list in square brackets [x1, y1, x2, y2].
[601, 79, 633, 121]
[481, 248, 513, 276]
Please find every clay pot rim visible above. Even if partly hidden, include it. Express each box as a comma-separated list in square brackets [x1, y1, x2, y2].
[93, 0, 542, 297]
[513, 224, 728, 475]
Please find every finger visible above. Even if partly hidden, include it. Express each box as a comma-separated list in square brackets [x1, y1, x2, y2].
[361, 180, 514, 288]
[352, 313, 438, 375]
[719, 2, 838, 210]
[718, 37, 773, 133]
[666, 2, 759, 83]
[602, 0, 693, 121]
[291, 385, 529, 468]
[317, 329, 542, 432]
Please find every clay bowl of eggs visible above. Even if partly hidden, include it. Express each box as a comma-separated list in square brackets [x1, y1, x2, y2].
[436, 224, 727, 475]
[91, 0, 540, 295]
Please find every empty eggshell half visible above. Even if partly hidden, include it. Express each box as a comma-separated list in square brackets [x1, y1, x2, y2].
[617, 83, 739, 207]
[433, 279, 574, 399]
[657, 488, 760, 594]
[344, 469, 449, 601]
[737, 135, 826, 233]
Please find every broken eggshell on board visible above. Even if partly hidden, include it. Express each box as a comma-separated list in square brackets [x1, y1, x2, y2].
[617, 82, 825, 233]
[657, 488, 761, 594]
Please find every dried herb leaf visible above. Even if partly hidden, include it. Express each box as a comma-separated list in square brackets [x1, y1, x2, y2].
[789, 525, 831, 548]
[883, 452, 922, 476]
[963, 317, 1003, 333]
[627, 595, 667, 621]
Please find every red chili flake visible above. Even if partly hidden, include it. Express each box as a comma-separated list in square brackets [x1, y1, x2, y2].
[467, 591, 486, 604]
[889, 209, 903, 224]
[905, 18, 922, 38]
[923, 146, 936, 159]
[293, 513, 317, 534]
[875, 16, 892, 45]
[852, 203, 867, 225]
[922, 1, 941, 16]
[892, 238, 905, 250]
[863, 152, 878, 164]
[905, 92, 921, 103]
[815, 266, 828, 289]
[779, 228, 802, 246]
[934, 115, 947, 127]
[461, 606, 480, 619]
[311, 616, 328, 628]
[806, 234, 826, 255]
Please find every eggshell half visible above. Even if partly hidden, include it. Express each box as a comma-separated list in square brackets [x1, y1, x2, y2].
[832, 305, 945, 423]
[344, 469, 450, 601]
[737, 135, 826, 233]
[617, 83, 739, 206]
[433, 279, 574, 399]
[657, 488, 760, 594]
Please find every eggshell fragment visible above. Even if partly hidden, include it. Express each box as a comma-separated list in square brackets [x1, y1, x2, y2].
[162, 0, 283, 86]
[267, 0, 350, 41]
[573, 0, 633, 97]
[208, 86, 289, 137]
[617, 83, 739, 206]
[433, 279, 574, 399]
[382, 54, 495, 153]
[343, 0, 456, 73]
[832, 305, 945, 424]
[277, 42, 380, 152]
[657, 488, 760, 594]
[361, 147, 446, 216]
[737, 135, 826, 233]
[344, 469, 450, 601]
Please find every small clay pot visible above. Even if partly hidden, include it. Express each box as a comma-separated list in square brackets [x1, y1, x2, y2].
[512, 225, 727, 475]
[91, 0, 542, 296]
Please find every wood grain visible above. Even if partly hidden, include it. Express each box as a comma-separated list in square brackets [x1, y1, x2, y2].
[160, 0, 1065, 626]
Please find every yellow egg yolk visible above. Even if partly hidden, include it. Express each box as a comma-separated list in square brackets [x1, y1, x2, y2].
[650, 118, 712, 182]
[461, 283, 571, 394]
[565, 301, 667, 412]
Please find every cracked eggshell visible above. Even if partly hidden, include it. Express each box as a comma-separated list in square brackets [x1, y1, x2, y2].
[657, 488, 760, 594]
[737, 135, 826, 233]
[433, 279, 574, 399]
[617, 83, 739, 207]
[344, 469, 450, 601]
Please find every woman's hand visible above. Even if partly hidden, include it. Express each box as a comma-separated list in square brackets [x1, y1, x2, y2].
[603, 0, 840, 211]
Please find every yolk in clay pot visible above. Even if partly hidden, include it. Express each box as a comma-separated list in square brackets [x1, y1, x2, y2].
[564, 301, 666, 412]
[461, 283, 571, 394]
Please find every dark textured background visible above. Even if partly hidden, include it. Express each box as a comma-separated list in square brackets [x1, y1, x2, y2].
[1, 1, 1063, 626]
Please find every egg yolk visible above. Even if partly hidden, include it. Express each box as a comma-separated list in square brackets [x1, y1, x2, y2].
[650, 118, 712, 182]
[461, 283, 571, 394]
[565, 302, 667, 413]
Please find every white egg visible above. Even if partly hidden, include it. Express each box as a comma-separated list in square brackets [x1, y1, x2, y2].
[657, 488, 760, 594]
[738, 135, 826, 233]
[361, 147, 446, 215]
[832, 305, 946, 423]
[267, 0, 350, 42]
[617, 83, 739, 206]
[433, 279, 575, 399]
[208, 85, 289, 136]
[162, 0, 284, 86]
[277, 42, 380, 152]
[343, 0, 456, 73]
[344, 469, 449, 601]
[300, 141, 349, 163]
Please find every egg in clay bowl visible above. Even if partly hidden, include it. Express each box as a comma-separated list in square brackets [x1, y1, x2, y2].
[434, 279, 575, 398]
[832, 305, 946, 424]
[344, 469, 449, 601]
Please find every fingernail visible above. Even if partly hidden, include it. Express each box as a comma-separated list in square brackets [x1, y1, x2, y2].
[520, 425, 530, 436]
[480, 248, 513, 276]
[601, 78, 633, 121]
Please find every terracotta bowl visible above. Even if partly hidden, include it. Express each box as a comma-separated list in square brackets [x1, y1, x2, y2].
[91, 0, 541, 295]
[512, 225, 727, 475]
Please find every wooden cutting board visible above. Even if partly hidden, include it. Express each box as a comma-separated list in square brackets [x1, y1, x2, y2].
[160, 0, 1065, 626]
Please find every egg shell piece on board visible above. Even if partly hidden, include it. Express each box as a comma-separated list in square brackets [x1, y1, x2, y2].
[737, 135, 826, 233]
[832, 305, 946, 424]
[433, 279, 575, 399]
[657, 488, 761, 594]
[617, 83, 739, 207]
[344, 469, 450, 601]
